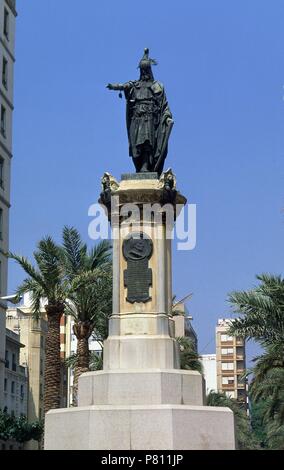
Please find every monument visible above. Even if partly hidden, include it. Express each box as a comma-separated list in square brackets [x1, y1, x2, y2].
[44, 49, 236, 450]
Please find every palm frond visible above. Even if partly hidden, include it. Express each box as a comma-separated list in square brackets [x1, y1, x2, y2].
[62, 226, 87, 277]
[176, 337, 203, 374]
[88, 240, 112, 270]
[9, 252, 44, 287]
[228, 273, 284, 345]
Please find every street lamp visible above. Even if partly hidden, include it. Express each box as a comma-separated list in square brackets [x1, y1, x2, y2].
[0, 294, 23, 305]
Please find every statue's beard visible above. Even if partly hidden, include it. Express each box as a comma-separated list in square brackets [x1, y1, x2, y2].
[140, 71, 153, 81]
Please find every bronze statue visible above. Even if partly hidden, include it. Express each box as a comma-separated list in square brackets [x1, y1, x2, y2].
[107, 48, 174, 175]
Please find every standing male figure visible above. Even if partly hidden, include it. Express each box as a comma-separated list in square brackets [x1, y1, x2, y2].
[107, 48, 174, 175]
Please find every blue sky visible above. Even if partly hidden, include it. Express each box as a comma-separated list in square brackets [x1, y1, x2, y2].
[9, 0, 284, 362]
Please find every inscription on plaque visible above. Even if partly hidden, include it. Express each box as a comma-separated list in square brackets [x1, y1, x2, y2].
[123, 232, 153, 303]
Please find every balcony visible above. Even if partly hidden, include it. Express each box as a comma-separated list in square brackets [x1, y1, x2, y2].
[221, 372, 236, 378]
[220, 340, 233, 346]
[221, 354, 234, 359]
[221, 384, 235, 390]
[237, 383, 245, 389]
[19, 365, 26, 376]
[236, 354, 244, 360]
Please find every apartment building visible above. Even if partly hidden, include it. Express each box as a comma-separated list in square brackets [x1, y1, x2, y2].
[216, 318, 247, 404]
[172, 302, 198, 352]
[0, 0, 17, 411]
[6, 297, 47, 424]
[4, 327, 27, 417]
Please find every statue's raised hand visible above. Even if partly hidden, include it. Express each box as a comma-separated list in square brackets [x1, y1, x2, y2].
[106, 83, 114, 90]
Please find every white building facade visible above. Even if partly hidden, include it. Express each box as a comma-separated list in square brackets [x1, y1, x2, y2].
[65, 316, 102, 406]
[200, 354, 217, 394]
[0, 0, 17, 411]
[4, 328, 28, 417]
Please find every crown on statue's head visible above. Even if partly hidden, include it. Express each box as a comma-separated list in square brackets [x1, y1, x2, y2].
[138, 48, 158, 69]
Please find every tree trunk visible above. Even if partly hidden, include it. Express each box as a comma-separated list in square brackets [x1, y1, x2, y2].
[72, 321, 92, 406]
[44, 304, 64, 415]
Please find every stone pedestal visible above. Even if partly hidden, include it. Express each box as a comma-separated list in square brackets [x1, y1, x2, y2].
[44, 173, 236, 450]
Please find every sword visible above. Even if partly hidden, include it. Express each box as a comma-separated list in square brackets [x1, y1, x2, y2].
[154, 119, 174, 173]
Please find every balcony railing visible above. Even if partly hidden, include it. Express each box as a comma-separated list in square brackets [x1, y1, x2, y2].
[237, 383, 245, 389]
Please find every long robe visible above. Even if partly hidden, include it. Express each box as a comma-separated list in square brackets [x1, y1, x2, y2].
[124, 79, 173, 173]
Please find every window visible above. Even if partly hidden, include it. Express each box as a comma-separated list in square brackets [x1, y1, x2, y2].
[3, 8, 9, 39]
[0, 158, 3, 188]
[0, 208, 3, 240]
[20, 384, 24, 399]
[225, 391, 234, 398]
[237, 360, 244, 370]
[220, 334, 233, 342]
[4, 378, 7, 391]
[40, 358, 43, 376]
[221, 348, 234, 355]
[5, 350, 9, 368]
[237, 390, 246, 399]
[237, 375, 244, 385]
[40, 335, 44, 349]
[40, 383, 43, 398]
[11, 381, 15, 394]
[236, 347, 243, 357]
[222, 376, 235, 385]
[1, 105, 6, 137]
[2, 57, 8, 88]
[12, 352, 16, 371]
[221, 362, 234, 371]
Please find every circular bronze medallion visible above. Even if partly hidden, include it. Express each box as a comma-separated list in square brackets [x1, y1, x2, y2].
[122, 232, 153, 261]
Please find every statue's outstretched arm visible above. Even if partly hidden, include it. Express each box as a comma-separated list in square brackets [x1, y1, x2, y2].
[106, 83, 125, 91]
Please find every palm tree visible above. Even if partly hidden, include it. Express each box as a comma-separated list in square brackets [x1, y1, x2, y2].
[206, 391, 260, 449]
[228, 273, 284, 345]
[250, 363, 284, 427]
[9, 237, 67, 415]
[65, 350, 104, 373]
[176, 337, 203, 373]
[228, 273, 284, 449]
[62, 227, 112, 404]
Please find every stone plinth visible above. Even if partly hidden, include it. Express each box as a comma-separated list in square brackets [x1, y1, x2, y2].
[44, 173, 236, 450]
[78, 369, 205, 407]
[45, 405, 235, 450]
[103, 174, 186, 371]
